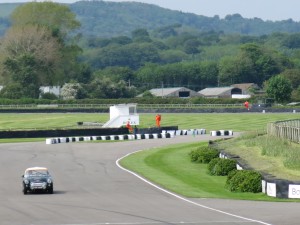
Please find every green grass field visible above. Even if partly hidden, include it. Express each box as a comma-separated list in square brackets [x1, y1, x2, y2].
[0, 112, 299, 131]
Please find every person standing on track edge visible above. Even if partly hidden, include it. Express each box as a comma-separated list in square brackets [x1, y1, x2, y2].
[126, 120, 133, 133]
[244, 101, 250, 110]
[155, 114, 161, 127]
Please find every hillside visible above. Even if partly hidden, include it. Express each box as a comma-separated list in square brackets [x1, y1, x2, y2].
[1, 1, 300, 37]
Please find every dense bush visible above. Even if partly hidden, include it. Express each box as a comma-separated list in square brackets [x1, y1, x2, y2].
[0, 96, 247, 105]
[208, 158, 237, 176]
[189, 146, 219, 163]
[40, 92, 58, 100]
[190, 97, 245, 104]
[226, 170, 262, 193]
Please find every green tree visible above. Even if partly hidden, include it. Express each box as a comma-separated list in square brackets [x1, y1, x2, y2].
[240, 43, 288, 86]
[153, 24, 180, 39]
[4, 53, 40, 98]
[197, 61, 219, 88]
[218, 43, 291, 87]
[10, 2, 80, 40]
[159, 50, 188, 64]
[282, 33, 300, 49]
[87, 77, 136, 98]
[219, 55, 256, 86]
[136, 61, 218, 90]
[0, 83, 23, 99]
[280, 69, 300, 89]
[291, 85, 300, 101]
[6, 2, 83, 88]
[183, 39, 200, 54]
[61, 83, 86, 100]
[0, 25, 62, 87]
[265, 75, 292, 102]
[90, 43, 160, 69]
[93, 66, 134, 83]
[141, 90, 154, 98]
[132, 29, 152, 43]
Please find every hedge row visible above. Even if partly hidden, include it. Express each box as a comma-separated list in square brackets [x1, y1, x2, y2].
[0, 97, 248, 105]
[208, 158, 237, 176]
[226, 170, 262, 193]
[189, 145, 262, 193]
[189, 146, 219, 163]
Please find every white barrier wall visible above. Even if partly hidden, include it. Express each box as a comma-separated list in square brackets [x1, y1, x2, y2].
[46, 128, 206, 145]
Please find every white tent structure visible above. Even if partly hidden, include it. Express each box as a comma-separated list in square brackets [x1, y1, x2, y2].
[102, 104, 139, 128]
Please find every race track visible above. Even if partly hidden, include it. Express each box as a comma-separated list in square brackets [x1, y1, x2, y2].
[0, 135, 299, 225]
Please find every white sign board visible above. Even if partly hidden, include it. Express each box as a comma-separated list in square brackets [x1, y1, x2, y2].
[266, 182, 276, 197]
[289, 185, 300, 198]
[261, 180, 266, 193]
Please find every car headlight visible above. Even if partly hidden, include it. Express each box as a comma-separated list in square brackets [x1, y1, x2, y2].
[24, 179, 29, 185]
[47, 178, 52, 184]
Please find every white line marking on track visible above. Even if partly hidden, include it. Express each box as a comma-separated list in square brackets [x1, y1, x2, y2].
[116, 150, 272, 225]
[55, 221, 259, 225]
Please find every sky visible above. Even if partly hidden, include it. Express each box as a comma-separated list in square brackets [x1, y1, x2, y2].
[2, 0, 300, 22]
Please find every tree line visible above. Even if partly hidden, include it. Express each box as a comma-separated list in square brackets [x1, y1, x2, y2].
[0, 2, 299, 102]
[2, 1, 300, 37]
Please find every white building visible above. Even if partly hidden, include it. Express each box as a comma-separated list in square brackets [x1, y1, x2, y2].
[138, 87, 202, 98]
[102, 104, 139, 128]
[40, 86, 61, 97]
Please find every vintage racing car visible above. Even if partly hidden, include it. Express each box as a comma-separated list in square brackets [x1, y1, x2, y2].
[22, 167, 53, 194]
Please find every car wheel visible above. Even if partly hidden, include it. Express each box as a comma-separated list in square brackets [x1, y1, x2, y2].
[48, 187, 53, 194]
[23, 188, 28, 195]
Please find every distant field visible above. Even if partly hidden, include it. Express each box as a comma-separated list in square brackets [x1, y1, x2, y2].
[0, 112, 299, 131]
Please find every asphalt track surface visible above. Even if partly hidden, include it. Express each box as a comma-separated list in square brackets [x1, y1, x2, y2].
[1, 135, 300, 225]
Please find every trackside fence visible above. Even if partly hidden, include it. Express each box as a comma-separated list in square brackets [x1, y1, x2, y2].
[267, 119, 300, 143]
[0, 104, 244, 109]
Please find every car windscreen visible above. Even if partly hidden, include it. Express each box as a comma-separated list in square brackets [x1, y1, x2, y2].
[25, 170, 49, 177]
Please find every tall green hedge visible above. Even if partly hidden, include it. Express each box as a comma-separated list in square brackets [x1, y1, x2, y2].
[0, 97, 247, 105]
[226, 170, 262, 193]
[208, 158, 237, 176]
[189, 146, 219, 163]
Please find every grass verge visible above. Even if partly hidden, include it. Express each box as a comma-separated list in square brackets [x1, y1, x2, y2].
[120, 141, 294, 201]
[0, 113, 299, 131]
[217, 133, 300, 181]
[0, 138, 45, 143]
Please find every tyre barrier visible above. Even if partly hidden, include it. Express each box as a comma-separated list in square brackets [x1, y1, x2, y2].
[171, 129, 206, 136]
[46, 132, 174, 144]
[45, 128, 206, 145]
[210, 130, 233, 136]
